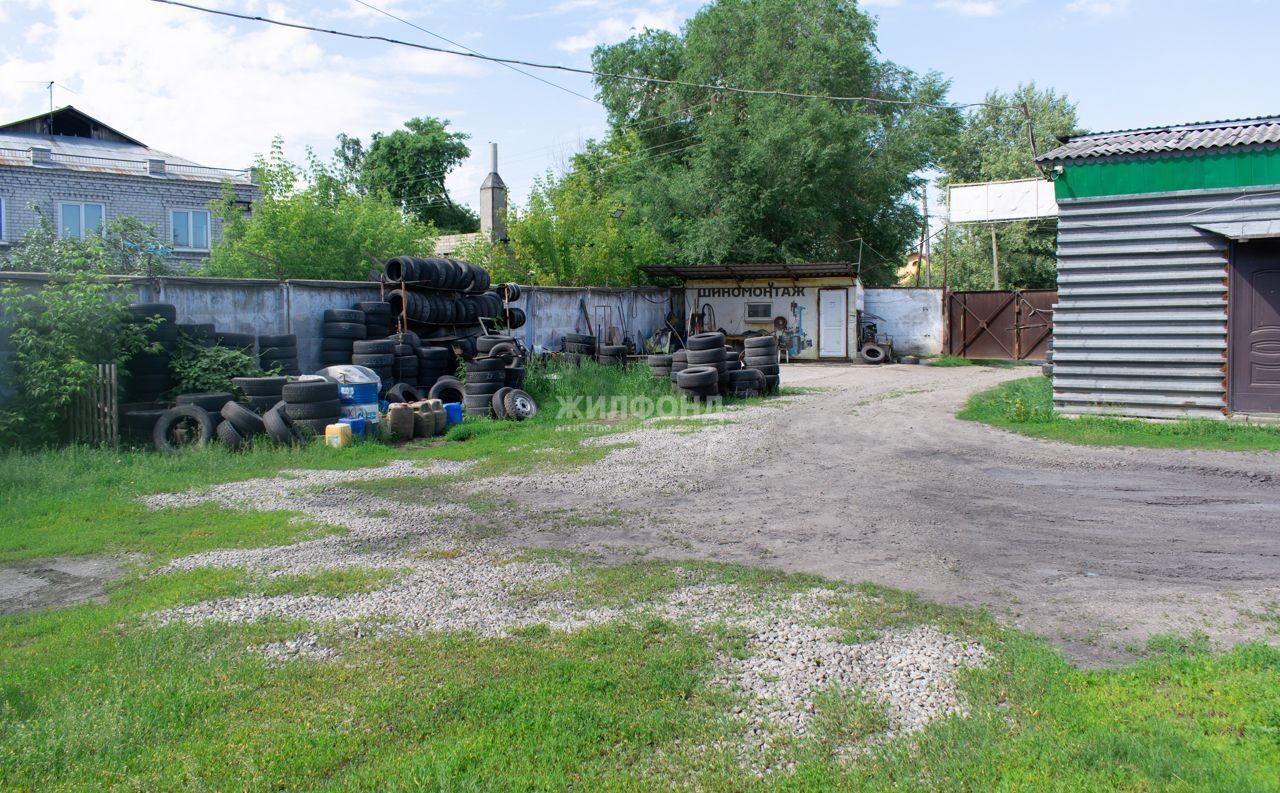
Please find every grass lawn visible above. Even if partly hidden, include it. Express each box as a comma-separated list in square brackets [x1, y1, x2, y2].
[960, 374, 1280, 452]
[2, 364, 1279, 790]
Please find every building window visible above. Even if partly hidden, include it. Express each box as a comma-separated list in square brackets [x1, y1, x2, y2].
[746, 302, 773, 321]
[0, 197, 6, 242]
[58, 202, 105, 240]
[170, 209, 210, 250]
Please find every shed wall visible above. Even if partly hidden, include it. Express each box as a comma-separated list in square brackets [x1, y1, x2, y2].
[863, 288, 944, 356]
[1052, 185, 1280, 419]
[507, 287, 675, 353]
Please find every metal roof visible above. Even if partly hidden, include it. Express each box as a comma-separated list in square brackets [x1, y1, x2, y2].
[1036, 116, 1280, 164]
[641, 262, 858, 281]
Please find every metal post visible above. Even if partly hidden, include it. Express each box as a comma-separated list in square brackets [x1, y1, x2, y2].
[990, 225, 1001, 290]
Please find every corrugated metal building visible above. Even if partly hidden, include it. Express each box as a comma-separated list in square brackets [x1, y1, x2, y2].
[1037, 117, 1280, 419]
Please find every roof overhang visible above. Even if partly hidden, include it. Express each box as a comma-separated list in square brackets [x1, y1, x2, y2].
[641, 262, 859, 281]
[1194, 220, 1280, 241]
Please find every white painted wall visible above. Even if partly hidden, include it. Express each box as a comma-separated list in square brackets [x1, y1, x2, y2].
[682, 278, 861, 360]
[862, 288, 944, 356]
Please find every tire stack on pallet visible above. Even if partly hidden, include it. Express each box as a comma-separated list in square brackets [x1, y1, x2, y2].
[257, 334, 299, 376]
[232, 376, 287, 414]
[122, 303, 179, 404]
[321, 308, 366, 368]
[280, 380, 342, 437]
[648, 354, 672, 379]
[596, 344, 628, 366]
[351, 338, 394, 388]
[743, 335, 782, 393]
[561, 333, 596, 364]
[357, 301, 392, 340]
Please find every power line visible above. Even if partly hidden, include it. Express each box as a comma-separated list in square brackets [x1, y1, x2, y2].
[347, 0, 599, 106]
[150, 0, 1019, 111]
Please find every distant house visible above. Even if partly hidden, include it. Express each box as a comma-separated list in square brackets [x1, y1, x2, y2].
[0, 106, 258, 267]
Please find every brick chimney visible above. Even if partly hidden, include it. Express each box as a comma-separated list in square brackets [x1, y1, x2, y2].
[479, 142, 507, 242]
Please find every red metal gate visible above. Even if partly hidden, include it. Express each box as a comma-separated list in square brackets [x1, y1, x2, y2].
[946, 290, 1055, 361]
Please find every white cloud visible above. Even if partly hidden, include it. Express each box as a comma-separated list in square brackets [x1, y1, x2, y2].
[0, 0, 482, 171]
[1065, 0, 1129, 16]
[936, 0, 1001, 15]
[860, 0, 904, 6]
[554, 7, 682, 53]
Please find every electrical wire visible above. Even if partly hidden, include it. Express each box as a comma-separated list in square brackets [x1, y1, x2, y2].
[149, 0, 1020, 111]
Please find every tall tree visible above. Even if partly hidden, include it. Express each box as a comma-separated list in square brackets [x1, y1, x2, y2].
[935, 83, 1083, 290]
[591, 0, 959, 284]
[354, 117, 479, 234]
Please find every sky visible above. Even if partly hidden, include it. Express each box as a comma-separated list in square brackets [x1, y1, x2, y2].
[1, 0, 1278, 217]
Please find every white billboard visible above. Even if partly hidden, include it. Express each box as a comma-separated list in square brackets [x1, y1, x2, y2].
[947, 178, 1058, 223]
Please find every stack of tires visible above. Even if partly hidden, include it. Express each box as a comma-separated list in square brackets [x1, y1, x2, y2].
[417, 346, 456, 393]
[280, 380, 342, 436]
[721, 346, 741, 391]
[258, 334, 299, 376]
[596, 344, 627, 366]
[561, 333, 596, 364]
[669, 350, 688, 385]
[382, 257, 519, 336]
[726, 368, 767, 397]
[743, 335, 782, 393]
[321, 308, 366, 367]
[176, 323, 215, 347]
[351, 338, 394, 388]
[213, 330, 256, 356]
[390, 331, 419, 385]
[358, 301, 392, 339]
[122, 303, 178, 403]
[232, 376, 287, 414]
[674, 365, 720, 401]
[461, 357, 506, 417]
[476, 334, 525, 389]
[648, 354, 672, 379]
[217, 399, 267, 450]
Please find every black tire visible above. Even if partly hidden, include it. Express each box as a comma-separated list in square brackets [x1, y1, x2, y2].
[282, 380, 339, 403]
[257, 333, 296, 348]
[356, 301, 391, 317]
[499, 283, 521, 302]
[563, 342, 596, 355]
[418, 346, 454, 364]
[152, 405, 215, 453]
[647, 355, 673, 367]
[121, 405, 169, 443]
[428, 377, 465, 404]
[506, 307, 526, 330]
[125, 374, 172, 397]
[127, 352, 172, 376]
[319, 352, 351, 366]
[391, 330, 421, 346]
[353, 339, 395, 355]
[744, 353, 778, 367]
[676, 366, 718, 389]
[563, 332, 594, 346]
[259, 347, 298, 360]
[322, 322, 366, 340]
[686, 348, 726, 365]
[175, 392, 234, 413]
[221, 400, 266, 437]
[386, 383, 423, 404]
[650, 368, 671, 378]
[245, 395, 279, 414]
[321, 337, 356, 352]
[503, 389, 537, 420]
[465, 370, 505, 384]
[750, 363, 781, 376]
[352, 353, 395, 367]
[216, 419, 245, 450]
[127, 303, 178, 322]
[232, 376, 288, 397]
[686, 332, 725, 352]
[504, 367, 525, 388]
[491, 387, 512, 419]
[599, 345, 626, 356]
[466, 357, 504, 373]
[324, 308, 364, 323]
[365, 325, 391, 339]
[859, 343, 887, 364]
[214, 332, 256, 352]
[285, 399, 342, 421]
[729, 369, 761, 384]
[464, 381, 502, 396]
[476, 334, 512, 354]
[744, 335, 778, 350]
[263, 404, 298, 445]
[672, 350, 688, 363]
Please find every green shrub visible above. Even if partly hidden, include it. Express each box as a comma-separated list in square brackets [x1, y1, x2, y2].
[169, 335, 267, 396]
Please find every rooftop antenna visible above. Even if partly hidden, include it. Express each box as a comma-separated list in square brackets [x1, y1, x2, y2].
[18, 80, 77, 130]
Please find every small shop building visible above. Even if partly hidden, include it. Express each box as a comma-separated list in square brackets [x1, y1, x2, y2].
[1037, 116, 1280, 419]
[641, 263, 863, 361]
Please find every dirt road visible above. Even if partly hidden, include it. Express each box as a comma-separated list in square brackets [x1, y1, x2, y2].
[509, 364, 1280, 664]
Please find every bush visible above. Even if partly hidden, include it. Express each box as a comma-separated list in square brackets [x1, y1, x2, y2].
[169, 335, 267, 395]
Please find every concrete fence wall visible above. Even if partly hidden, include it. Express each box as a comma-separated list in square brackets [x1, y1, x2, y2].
[506, 286, 677, 353]
[862, 287, 944, 356]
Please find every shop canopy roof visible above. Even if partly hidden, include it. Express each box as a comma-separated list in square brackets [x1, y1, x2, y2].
[641, 263, 858, 281]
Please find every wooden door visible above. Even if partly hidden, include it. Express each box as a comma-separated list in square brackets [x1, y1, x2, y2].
[1230, 240, 1280, 413]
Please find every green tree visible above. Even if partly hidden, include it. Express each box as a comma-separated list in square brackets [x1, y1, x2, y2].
[354, 117, 479, 233]
[206, 138, 437, 281]
[934, 83, 1083, 290]
[591, 0, 959, 283]
[2, 211, 172, 277]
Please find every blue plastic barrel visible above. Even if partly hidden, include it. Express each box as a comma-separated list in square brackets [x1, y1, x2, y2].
[444, 402, 463, 426]
[338, 416, 366, 438]
[337, 381, 379, 423]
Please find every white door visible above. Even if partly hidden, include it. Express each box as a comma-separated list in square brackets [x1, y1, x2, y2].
[818, 289, 848, 358]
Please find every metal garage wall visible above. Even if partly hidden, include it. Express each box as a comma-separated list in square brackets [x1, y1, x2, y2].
[1052, 186, 1280, 419]
[506, 286, 675, 353]
[862, 288, 944, 356]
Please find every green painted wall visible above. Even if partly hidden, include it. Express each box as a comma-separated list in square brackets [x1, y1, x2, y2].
[1054, 147, 1280, 200]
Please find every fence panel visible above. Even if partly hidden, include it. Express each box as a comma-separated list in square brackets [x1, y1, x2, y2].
[946, 290, 1056, 360]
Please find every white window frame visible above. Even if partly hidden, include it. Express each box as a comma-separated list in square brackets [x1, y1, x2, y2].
[57, 201, 106, 240]
[0, 197, 6, 244]
[169, 208, 212, 251]
[745, 301, 774, 322]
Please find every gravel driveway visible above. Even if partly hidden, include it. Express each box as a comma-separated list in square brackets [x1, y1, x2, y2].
[500, 363, 1280, 664]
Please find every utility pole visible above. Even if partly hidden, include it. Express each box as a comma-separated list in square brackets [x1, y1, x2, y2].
[990, 225, 1001, 290]
[919, 192, 929, 287]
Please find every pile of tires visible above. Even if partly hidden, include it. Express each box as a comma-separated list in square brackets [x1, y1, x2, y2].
[417, 346, 456, 392]
[490, 387, 537, 421]
[357, 301, 392, 339]
[390, 331, 420, 384]
[385, 256, 490, 293]
[596, 344, 627, 366]
[477, 334, 526, 389]
[561, 333, 596, 364]
[123, 303, 178, 402]
[726, 368, 767, 397]
[217, 399, 268, 450]
[683, 332, 729, 394]
[321, 308, 366, 367]
[150, 403, 217, 453]
[648, 354, 672, 379]
[232, 376, 287, 414]
[257, 334, 299, 376]
[669, 350, 688, 384]
[675, 365, 720, 401]
[381, 257, 522, 335]
[462, 357, 506, 417]
[351, 338, 394, 388]
[280, 380, 342, 437]
[213, 330, 256, 356]
[744, 335, 782, 392]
